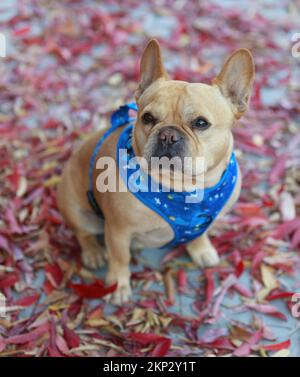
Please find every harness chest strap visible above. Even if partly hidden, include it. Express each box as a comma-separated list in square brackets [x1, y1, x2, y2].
[86, 103, 138, 218]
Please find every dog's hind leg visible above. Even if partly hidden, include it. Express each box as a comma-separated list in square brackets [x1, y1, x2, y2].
[61, 203, 106, 269]
[57, 164, 106, 269]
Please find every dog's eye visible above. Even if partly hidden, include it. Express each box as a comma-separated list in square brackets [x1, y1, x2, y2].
[141, 112, 156, 125]
[192, 117, 211, 131]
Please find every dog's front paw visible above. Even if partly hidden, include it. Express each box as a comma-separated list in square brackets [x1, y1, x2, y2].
[105, 283, 132, 305]
[105, 272, 132, 305]
[187, 243, 220, 268]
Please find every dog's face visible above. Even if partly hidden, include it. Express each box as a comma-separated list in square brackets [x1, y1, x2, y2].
[133, 40, 254, 178]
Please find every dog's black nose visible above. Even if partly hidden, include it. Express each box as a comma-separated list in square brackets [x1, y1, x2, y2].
[158, 126, 182, 145]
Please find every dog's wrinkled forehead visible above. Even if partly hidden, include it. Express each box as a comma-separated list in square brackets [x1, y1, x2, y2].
[138, 80, 233, 126]
[138, 81, 186, 123]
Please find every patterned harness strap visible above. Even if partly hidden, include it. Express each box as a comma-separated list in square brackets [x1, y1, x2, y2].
[86, 103, 138, 217]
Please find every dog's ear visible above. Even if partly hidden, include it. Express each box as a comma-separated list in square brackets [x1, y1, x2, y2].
[213, 49, 255, 119]
[135, 39, 168, 99]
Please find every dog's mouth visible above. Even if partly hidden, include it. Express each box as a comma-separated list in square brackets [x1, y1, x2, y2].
[146, 146, 188, 178]
[141, 125, 206, 183]
[144, 126, 187, 170]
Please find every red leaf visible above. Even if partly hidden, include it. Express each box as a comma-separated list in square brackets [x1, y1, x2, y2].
[203, 337, 235, 351]
[62, 324, 80, 349]
[13, 26, 31, 37]
[266, 291, 295, 301]
[235, 260, 244, 278]
[43, 279, 55, 295]
[6, 165, 20, 191]
[45, 263, 64, 287]
[0, 273, 19, 289]
[69, 280, 117, 299]
[48, 317, 63, 357]
[235, 202, 264, 217]
[13, 293, 40, 307]
[204, 269, 214, 306]
[177, 268, 187, 293]
[48, 346, 63, 357]
[128, 332, 168, 346]
[262, 340, 291, 351]
[152, 338, 171, 357]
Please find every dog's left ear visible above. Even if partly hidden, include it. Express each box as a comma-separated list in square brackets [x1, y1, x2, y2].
[213, 49, 255, 119]
[135, 39, 168, 100]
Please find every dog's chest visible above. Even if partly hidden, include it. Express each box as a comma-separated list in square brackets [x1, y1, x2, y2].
[132, 215, 173, 249]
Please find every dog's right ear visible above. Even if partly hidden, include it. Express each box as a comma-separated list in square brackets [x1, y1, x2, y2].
[213, 49, 255, 119]
[135, 39, 168, 100]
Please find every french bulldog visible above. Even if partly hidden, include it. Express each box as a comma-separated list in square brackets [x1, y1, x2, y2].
[57, 39, 254, 305]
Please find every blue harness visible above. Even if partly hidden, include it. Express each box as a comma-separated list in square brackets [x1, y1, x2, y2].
[87, 103, 238, 249]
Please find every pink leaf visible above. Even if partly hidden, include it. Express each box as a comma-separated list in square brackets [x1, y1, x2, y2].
[5, 322, 50, 344]
[234, 329, 263, 356]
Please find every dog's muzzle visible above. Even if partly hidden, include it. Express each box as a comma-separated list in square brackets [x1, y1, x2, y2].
[152, 126, 186, 159]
